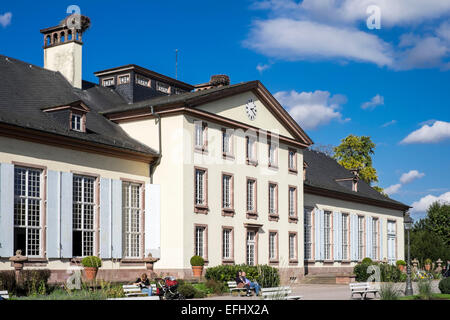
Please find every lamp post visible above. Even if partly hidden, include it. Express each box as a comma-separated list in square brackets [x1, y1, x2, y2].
[404, 213, 414, 296]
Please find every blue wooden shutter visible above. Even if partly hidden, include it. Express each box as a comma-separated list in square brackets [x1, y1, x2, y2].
[333, 211, 339, 261]
[350, 214, 356, 261]
[145, 184, 161, 259]
[320, 209, 325, 261]
[111, 179, 122, 259]
[0, 163, 14, 257]
[366, 216, 372, 259]
[337, 212, 343, 261]
[379, 218, 383, 260]
[314, 209, 320, 261]
[46, 170, 60, 258]
[60, 172, 73, 258]
[100, 178, 112, 259]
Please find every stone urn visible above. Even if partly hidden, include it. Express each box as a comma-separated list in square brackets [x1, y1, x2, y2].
[9, 250, 28, 283]
[144, 253, 160, 279]
[436, 259, 443, 273]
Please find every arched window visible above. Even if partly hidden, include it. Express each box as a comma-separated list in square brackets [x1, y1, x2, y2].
[46, 35, 51, 46]
[60, 32, 65, 43]
[53, 33, 59, 44]
[67, 30, 73, 41]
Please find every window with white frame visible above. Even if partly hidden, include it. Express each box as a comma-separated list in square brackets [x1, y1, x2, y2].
[289, 187, 297, 218]
[222, 228, 232, 260]
[102, 78, 114, 86]
[195, 168, 207, 206]
[222, 174, 232, 209]
[194, 121, 207, 151]
[73, 175, 96, 257]
[342, 214, 349, 260]
[289, 233, 297, 261]
[358, 216, 365, 260]
[222, 129, 233, 156]
[71, 113, 82, 132]
[387, 220, 396, 265]
[288, 149, 297, 171]
[324, 211, 332, 260]
[246, 179, 256, 213]
[372, 218, 378, 260]
[122, 182, 142, 258]
[14, 167, 42, 257]
[195, 226, 206, 258]
[246, 230, 256, 266]
[268, 142, 278, 167]
[269, 232, 277, 261]
[268, 183, 277, 215]
[118, 74, 130, 84]
[304, 208, 313, 260]
[246, 135, 257, 163]
[136, 74, 150, 87]
[156, 81, 170, 93]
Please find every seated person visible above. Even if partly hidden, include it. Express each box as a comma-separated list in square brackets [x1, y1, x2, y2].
[134, 273, 152, 296]
[235, 271, 251, 295]
[241, 271, 261, 296]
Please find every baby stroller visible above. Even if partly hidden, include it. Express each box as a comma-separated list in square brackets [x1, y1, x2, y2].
[155, 276, 184, 300]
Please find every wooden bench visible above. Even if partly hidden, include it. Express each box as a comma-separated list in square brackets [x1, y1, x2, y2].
[349, 282, 380, 299]
[121, 284, 158, 298]
[261, 286, 302, 300]
[227, 281, 250, 296]
[0, 290, 9, 300]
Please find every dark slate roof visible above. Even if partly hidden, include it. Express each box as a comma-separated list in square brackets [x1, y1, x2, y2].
[101, 81, 258, 115]
[303, 149, 409, 208]
[0, 55, 157, 156]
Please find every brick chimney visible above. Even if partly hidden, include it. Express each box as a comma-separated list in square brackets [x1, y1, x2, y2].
[40, 14, 91, 89]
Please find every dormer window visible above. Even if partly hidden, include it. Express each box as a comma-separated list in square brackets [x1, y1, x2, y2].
[118, 74, 130, 85]
[136, 75, 151, 87]
[71, 113, 82, 131]
[103, 77, 114, 86]
[156, 81, 170, 94]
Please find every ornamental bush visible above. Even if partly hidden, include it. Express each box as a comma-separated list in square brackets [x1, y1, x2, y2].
[204, 264, 280, 288]
[18, 269, 51, 296]
[353, 261, 404, 282]
[0, 271, 16, 293]
[361, 257, 373, 264]
[81, 256, 102, 268]
[438, 277, 450, 294]
[190, 255, 205, 267]
[396, 260, 406, 266]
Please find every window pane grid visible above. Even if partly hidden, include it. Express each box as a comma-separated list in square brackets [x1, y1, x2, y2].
[269, 184, 276, 214]
[247, 180, 255, 211]
[372, 219, 378, 260]
[222, 175, 231, 208]
[304, 209, 312, 260]
[289, 188, 296, 217]
[246, 231, 255, 266]
[324, 212, 331, 260]
[73, 176, 96, 257]
[342, 214, 349, 260]
[195, 227, 205, 258]
[358, 216, 364, 260]
[289, 234, 296, 260]
[195, 170, 205, 205]
[222, 229, 231, 259]
[123, 183, 142, 258]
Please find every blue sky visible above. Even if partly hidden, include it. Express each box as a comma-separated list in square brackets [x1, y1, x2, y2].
[1, 0, 449, 220]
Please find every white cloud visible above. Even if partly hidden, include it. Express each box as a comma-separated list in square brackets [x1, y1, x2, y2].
[385, 184, 402, 195]
[244, 19, 393, 67]
[0, 12, 12, 28]
[361, 94, 384, 110]
[400, 170, 425, 184]
[381, 120, 397, 127]
[256, 63, 270, 73]
[274, 90, 348, 130]
[401, 121, 450, 144]
[411, 191, 450, 213]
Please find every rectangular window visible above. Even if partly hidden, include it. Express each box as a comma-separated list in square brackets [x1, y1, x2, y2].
[304, 208, 313, 260]
[222, 129, 233, 157]
[269, 232, 278, 262]
[288, 149, 297, 172]
[289, 233, 297, 261]
[222, 174, 233, 210]
[73, 175, 96, 257]
[372, 218, 378, 260]
[194, 168, 207, 207]
[268, 183, 278, 216]
[102, 78, 114, 86]
[118, 74, 130, 84]
[358, 216, 365, 260]
[156, 81, 170, 93]
[289, 187, 297, 218]
[268, 142, 278, 167]
[246, 230, 256, 266]
[195, 226, 207, 259]
[222, 228, 233, 260]
[387, 220, 396, 265]
[122, 182, 142, 258]
[14, 167, 43, 257]
[246, 135, 257, 164]
[194, 121, 207, 151]
[324, 211, 332, 260]
[135, 75, 150, 87]
[246, 178, 256, 214]
[342, 214, 349, 260]
[71, 113, 82, 132]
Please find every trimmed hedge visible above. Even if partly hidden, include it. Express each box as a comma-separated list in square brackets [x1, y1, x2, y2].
[18, 269, 51, 296]
[438, 277, 450, 294]
[0, 271, 16, 293]
[205, 264, 280, 288]
[81, 256, 102, 268]
[190, 255, 205, 267]
[354, 261, 405, 282]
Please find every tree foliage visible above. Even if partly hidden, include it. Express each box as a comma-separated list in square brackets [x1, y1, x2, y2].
[333, 135, 378, 185]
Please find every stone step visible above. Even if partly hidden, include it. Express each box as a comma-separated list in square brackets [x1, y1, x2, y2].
[299, 275, 341, 284]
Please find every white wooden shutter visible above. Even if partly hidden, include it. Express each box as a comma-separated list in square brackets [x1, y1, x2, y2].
[100, 178, 112, 259]
[314, 209, 320, 260]
[366, 216, 372, 259]
[320, 209, 325, 261]
[60, 172, 73, 258]
[111, 179, 122, 259]
[350, 214, 357, 261]
[145, 184, 160, 259]
[46, 170, 60, 258]
[337, 211, 343, 261]
[0, 163, 14, 257]
[379, 219, 383, 260]
[333, 211, 339, 261]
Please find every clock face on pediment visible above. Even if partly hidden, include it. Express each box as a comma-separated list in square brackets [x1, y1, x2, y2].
[245, 99, 257, 121]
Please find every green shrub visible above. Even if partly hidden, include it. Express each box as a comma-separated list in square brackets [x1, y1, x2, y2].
[379, 283, 400, 300]
[190, 255, 205, 267]
[205, 279, 227, 295]
[81, 256, 102, 268]
[361, 257, 373, 264]
[438, 277, 450, 294]
[204, 264, 280, 288]
[0, 271, 17, 293]
[396, 260, 406, 266]
[417, 279, 433, 300]
[18, 269, 51, 296]
[178, 283, 199, 299]
[424, 258, 432, 265]
[353, 262, 372, 282]
[379, 263, 403, 283]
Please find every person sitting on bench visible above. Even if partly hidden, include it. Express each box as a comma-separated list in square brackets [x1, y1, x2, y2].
[235, 271, 251, 296]
[134, 273, 152, 296]
[242, 271, 261, 296]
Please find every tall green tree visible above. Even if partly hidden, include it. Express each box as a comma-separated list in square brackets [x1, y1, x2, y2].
[333, 135, 378, 185]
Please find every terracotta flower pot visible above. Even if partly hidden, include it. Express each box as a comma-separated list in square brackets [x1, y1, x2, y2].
[398, 265, 405, 272]
[192, 266, 203, 277]
[84, 267, 98, 281]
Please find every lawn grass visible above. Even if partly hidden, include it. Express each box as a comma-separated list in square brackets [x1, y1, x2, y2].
[10, 288, 108, 300]
[399, 293, 450, 300]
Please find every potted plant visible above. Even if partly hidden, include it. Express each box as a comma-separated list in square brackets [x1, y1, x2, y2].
[81, 256, 102, 281]
[396, 260, 406, 272]
[424, 259, 432, 271]
[190, 255, 205, 277]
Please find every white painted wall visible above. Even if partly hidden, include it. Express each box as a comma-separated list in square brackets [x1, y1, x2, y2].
[44, 42, 82, 89]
